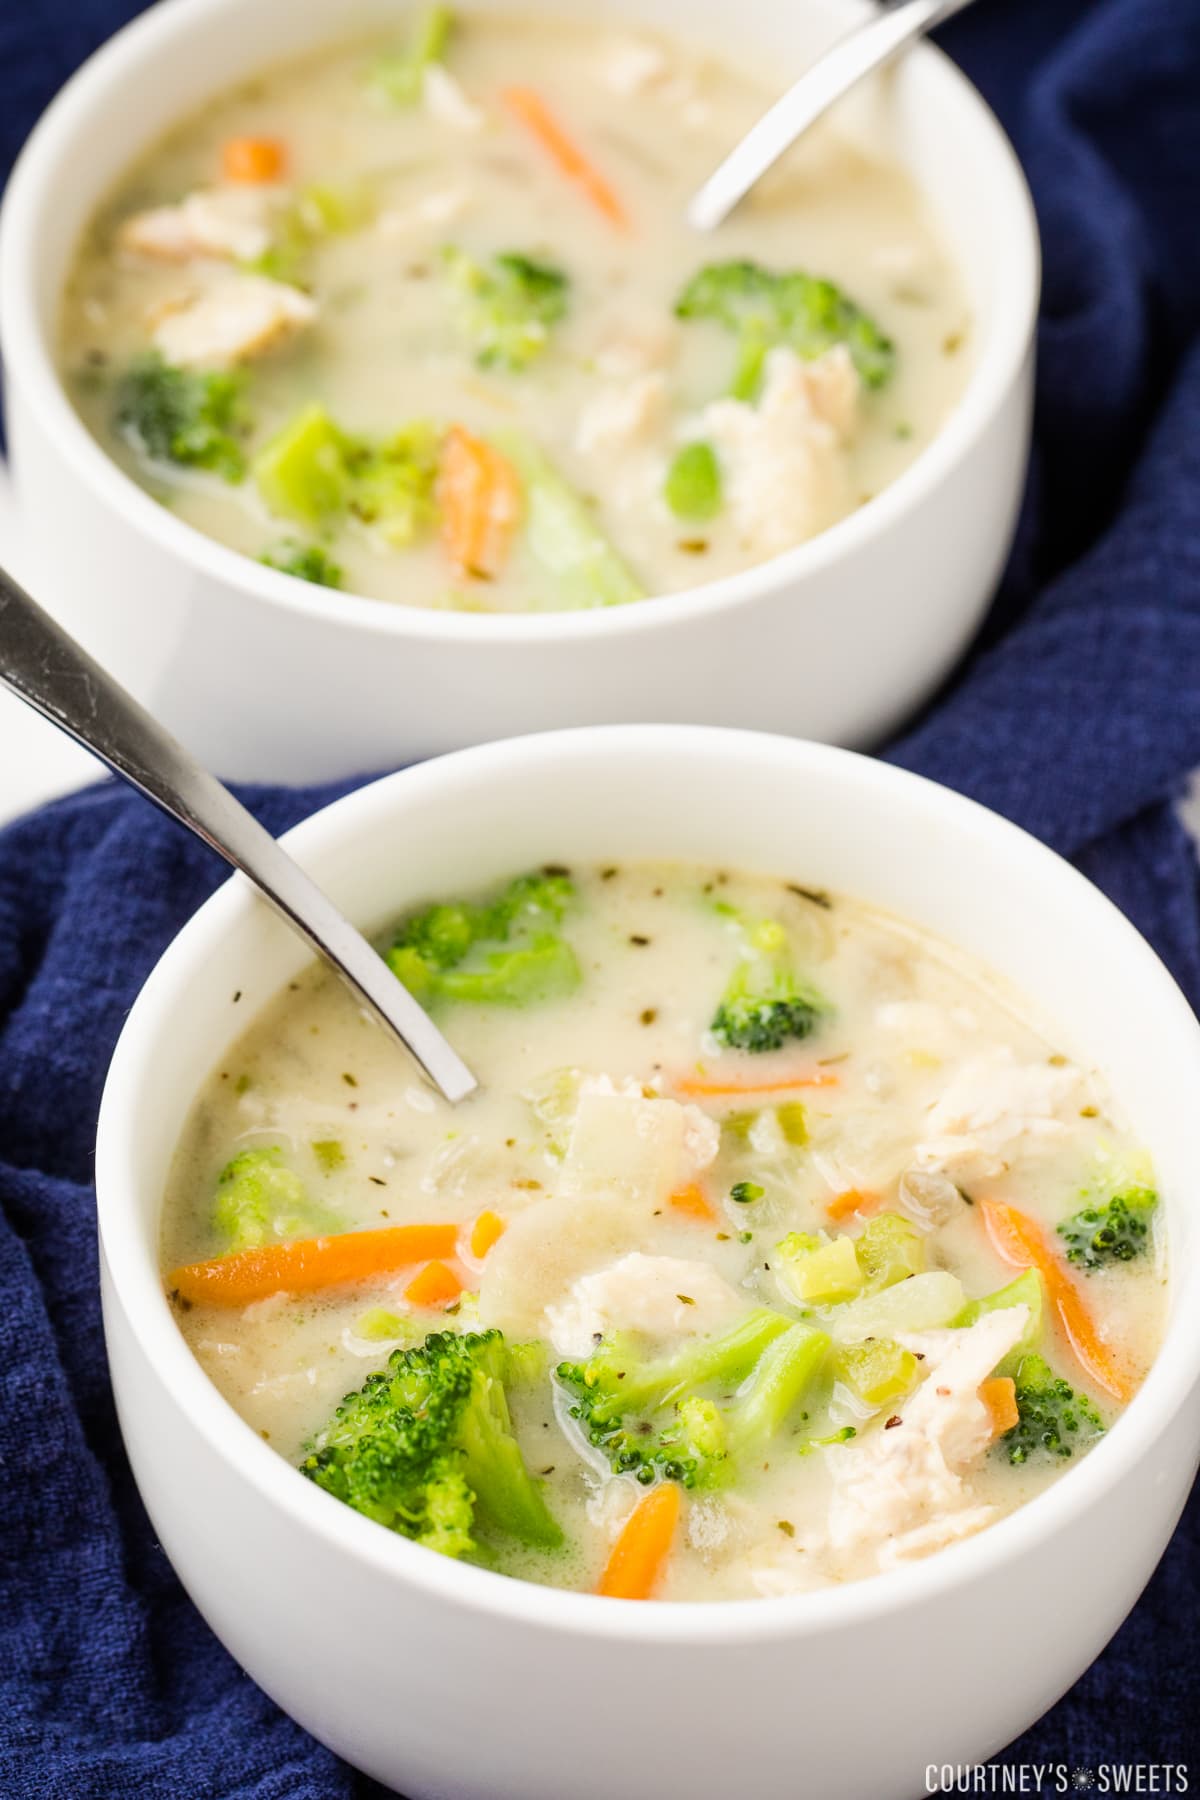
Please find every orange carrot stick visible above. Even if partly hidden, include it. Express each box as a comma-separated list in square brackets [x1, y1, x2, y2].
[979, 1374, 1019, 1437]
[438, 425, 522, 580]
[825, 1187, 881, 1222]
[596, 1483, 681, 1600]
[168, 1223, 458, 1308]
[979, 1198, 1132, 1402]
[468, 1209, 506, 1259]
[502, 86, 629, 229]
[669, 1184, 717, 1223]
[674, 1071, 839, 1099]
[404, 1258, 465, 1309]
[222, 136, 286, 184]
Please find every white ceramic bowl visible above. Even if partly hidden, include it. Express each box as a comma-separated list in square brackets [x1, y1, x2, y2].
[0, 0, 1038, 782]
[97, 725, 1200, 1800]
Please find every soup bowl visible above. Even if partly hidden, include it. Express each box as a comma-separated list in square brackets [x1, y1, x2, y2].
[96, 725, 1200, 1799]
[0, 0, 1038, 782]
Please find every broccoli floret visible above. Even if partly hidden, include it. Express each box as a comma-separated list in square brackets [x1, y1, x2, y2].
[301, 1327, 562, 1559]
[260, 540, 344, 588]
[254, 407, 439, 543]
[212, 1146, 341, 1251]
[1057, 1187, 1158, 1271]
[347, 422, 441, 546]
[443, 247, 570, 371]
[387, 870, 581, 1008]
[556, 1309, 828, 1489]
[1001, 1354, 1105, 1465]
[114, 353, 249, 481]
[675, 259, 895, 399]
[710, 909, 829, 1054]
[371, 5, 455, 105]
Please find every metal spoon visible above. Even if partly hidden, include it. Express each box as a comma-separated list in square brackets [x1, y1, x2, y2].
[0, 561, 477, 1104]
[688, 0, 977, 233]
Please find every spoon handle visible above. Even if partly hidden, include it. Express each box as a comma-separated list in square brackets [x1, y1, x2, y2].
[0, 563, 477, 1103]
[688, 0, 976, 233]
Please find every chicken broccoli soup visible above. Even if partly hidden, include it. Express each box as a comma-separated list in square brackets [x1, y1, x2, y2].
[61, 8, 970, 613]
[162, 864, 1164, 1602]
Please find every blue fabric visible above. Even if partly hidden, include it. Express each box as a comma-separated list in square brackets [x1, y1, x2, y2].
[3, 0, 1200, 1790]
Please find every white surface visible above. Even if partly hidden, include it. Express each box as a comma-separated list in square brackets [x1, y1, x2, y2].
[96, 727, 1200, 1800]
[0, 477, 98, 824]
[0, 0, 1039, 782]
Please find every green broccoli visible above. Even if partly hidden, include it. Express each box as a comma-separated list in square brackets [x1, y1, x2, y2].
[1057, 1187, 1158, 1271]
[348, 422, 441, 546]
[710, 906, 829, 1053]
[556, 1308, 828, 1488]
[1000, 1353, 1105, 1465]
[212, 1146, 341, 1251]
[386, 870, 581, 1008]
[301, 1327, 562, 1559]
[675, 259, 895, 400]
[371, 5, 455, 105]
[260, 540, 345, 588]
[114, 353, 249, 481]
[253, 405, 438, 543]
[443, 247, 569, 370]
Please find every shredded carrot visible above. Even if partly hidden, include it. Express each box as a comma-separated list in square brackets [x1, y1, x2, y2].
[404, 1258, 465, 1309]
[438, 425, 522, 580]
[502, 86, 628, 229]
[468, 1209, 506, 1259]
[168, 1223, 458, 1308]
[669, 1184, 717, 1223]
[596, 1482, 681, 1599]
[979, 1374, 1019, 1437]
[979, 1198, 1132, 1402]
[825, 1187, 881, 1222]
[222, 136, 286, 184]
[673, 1071, 839, 1099]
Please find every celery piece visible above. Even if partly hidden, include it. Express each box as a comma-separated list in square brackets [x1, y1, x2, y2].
[253, 405, 353, 526]
[828, 1270, 966, 1343]
[497, 431, 645, 609]
[854, 1213, 924, 1293]
[776, 1231, 863, 1305]
[664, 441, 722, 521]
[834, 1338, 918, 1409]
[372, 5, 455, 105]
[775, 1101, 809, 1147]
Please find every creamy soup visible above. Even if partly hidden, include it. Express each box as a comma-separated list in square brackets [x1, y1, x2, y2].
[61, 8, 969, 612]
[162, 864, 1164, 1601]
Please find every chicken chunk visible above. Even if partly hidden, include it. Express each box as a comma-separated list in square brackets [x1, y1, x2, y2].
[698, 346, 860, 556]
[151, 272, 316, 369]
[576, 372, 669, 457]
[821, 1305, 1029, 1571]
[546, 1252, 745, 1357]
[119, 185, 285, 264]
[915, 1047, 1081, 1179]
[423, 65, 485, 131]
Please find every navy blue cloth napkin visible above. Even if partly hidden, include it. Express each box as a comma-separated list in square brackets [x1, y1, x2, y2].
[4, 0, 1200, 1791]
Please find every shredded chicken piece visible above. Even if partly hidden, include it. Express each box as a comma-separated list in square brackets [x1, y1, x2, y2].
[374, 187, 472, 239]
[821, 1305, 1029, 1571]
[593, 311, 679, 379]
[915, 1047, 1081, 1178]
[151, 272, 316, 369]
[119, 186, 285, 264]
[423, 64, 485, 131]
[698, 346, 860, 556]
[603, 36, 670, 96]
[576, 372, 669, 457]
[546, 1252, 744, 1358]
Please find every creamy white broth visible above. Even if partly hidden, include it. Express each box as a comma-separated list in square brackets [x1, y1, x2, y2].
[61, 12, 970, 612]
[162, 864, 1165, 1602]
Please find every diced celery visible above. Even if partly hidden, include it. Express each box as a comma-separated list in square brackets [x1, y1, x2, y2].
[828, 1270, 966, 1343]
[497, 431, 645, 609]
[834, 1338, 918, 1409]
[372, 5, 455, 105]
[253, 405, 353, 526]
[776, 1231, 863, 1305]
[775, 1101, 809, 1147]
[854, 1212, 924, 1293]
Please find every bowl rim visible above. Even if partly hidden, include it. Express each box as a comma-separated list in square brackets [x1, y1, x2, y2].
[0, 0, 1039, 644]
[96, 724, 1200, 1645]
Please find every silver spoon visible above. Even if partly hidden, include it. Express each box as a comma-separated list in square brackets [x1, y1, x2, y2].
[688, 0, 977, 233]
[0, 561, 477, 1104]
